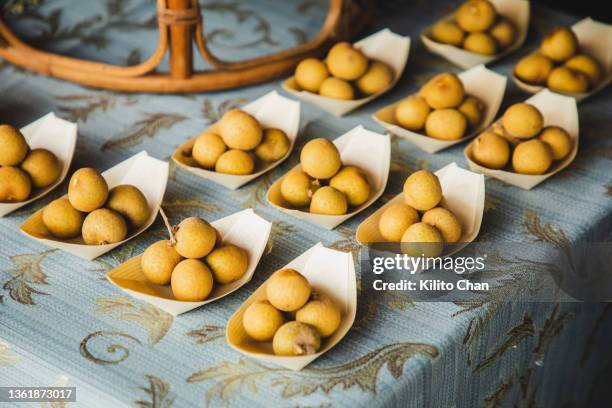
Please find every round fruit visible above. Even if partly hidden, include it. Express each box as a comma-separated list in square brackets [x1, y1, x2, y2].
[538, 126, 572, 161]
[514, 53, 554, 85]
[431, 20, 464, 46]
[356, 61, 393, 95]
[20, 149, 60, 188]
[266, 268, 312, 312]
[472, 131, 510, 169]
[141, 240, 182, 285]
[300, 138, 342, 179]
[329, 166, 370, 206]
[422, 207, 462, 243]
[564, 54, 602, 86]
[175, 217, 216, 258]
[106, 185, 150, 229]
[243, 300, 284, 341]
[458, 95, 485, 128]
[512, 139, 553, 175]
[319, 77, 354, 100]
[463, 32, 497, 55]
[41, 197, 84, 239]
[502, 103, 543, 139]
[206, 244, 248, 284]
[395, 96, 431, 130]
[0, 124, 28, 166]
[310, 186, 348, 215]
[192, 132, 226, 169]
[403, 170, 442, 211]
[378, 203, 420, 242]
[547, 67, 589, 93]
[218, 109, 263, 150]
[82, 208, 127, 245]
[326, 44, 368, 80]
[295, 58, 329, 93]
[420, 73, 465, 109]
[68, 168, 108, 212]
[0, 167, 31, 202]
[280, 169, 318, 208]
[425, 108, 467, 140]
[296, 293, 341, 337]
[255, 128, 290, 162]
[215, 150, 254, 175]
[540, 26, 578, 62]
[273, 321, 321, 356]
[490, 18, 516, 49]
[456, 0, 497, 33]
[401, 222, 444, 257]
[171, 259, 213, 301]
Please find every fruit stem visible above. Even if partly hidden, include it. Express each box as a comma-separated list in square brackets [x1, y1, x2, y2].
[159, 207, 177, 245]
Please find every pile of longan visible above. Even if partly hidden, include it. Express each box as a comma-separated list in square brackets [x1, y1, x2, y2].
[471, 103, 573, 175]
[280, 138, 371, 215]
[514, 26, 603, 93]
[242, 268, 341, 356]
[378, 170, 462, 257]
[294, 42, 394, 100]
[430, 0, 516, 55]
[190, 109, 289, 175]
[0, 124, 61, 202]
[394, 73, 485, 140]
[42, 168, 150, 245]
[141, 216, 249, 302]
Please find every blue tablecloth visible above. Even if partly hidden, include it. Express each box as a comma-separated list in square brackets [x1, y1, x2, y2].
[1, 1, 611, 407]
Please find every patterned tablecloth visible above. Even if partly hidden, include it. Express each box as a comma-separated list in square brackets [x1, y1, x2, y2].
[1, 1, 611, 407]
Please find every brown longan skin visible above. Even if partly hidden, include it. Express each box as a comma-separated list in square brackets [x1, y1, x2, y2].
[171, 259, 213, 302]
[401, 222, 444, 258]
[255, 128, 290, 162]
[431, 21, 464, 46]
[0, 125, 28, 166]
[20, 149, 61, 189]
[564, 54, 602, 87]
[329, 166, 370, 207]
[141, 240, 182, 286]
[403, 170, 442, 211]
[502, 103, 543, 139]
[540, 26, 578, 63]
[472, 131, 510, 170]
[68, 168, 109, 213]
[512, 139, 553, 175]
[326, 44, 368, 81]
[395, 96, 431, 131]
[300, 138, 342, 180]
[0, 166, 31, 202]
[42, 197, 85, 239]
[458, 96, 485, 129]
[206, 244, 249, 284]
[490, 18, 516, 50]
[547, 67, 589, 94]
[319, 77, 355, 100]
[218, 109, 263, 151]
[425, 109, 467, 140]
[538, 126, 572, 161]
[280, 169, 318, 208]
[420, 73, 465, 109]
[422, 207, 462, 243]
[266, 268, 312, 312]
[310, 186, 348, 215]
[378, 203, 420, 242]
[456, 0, 497, 33]
[295, 58, 329, 93]
[215, 150, 255, 175]
[192, 132, 226, 170]
[463, 32, 497, 55]
[175, 217, 216, 259]
[82, 208, 127, 245]
[356, 61, 393, 95]
[106, 184, 150, 229]
[514, 54, 554, 85]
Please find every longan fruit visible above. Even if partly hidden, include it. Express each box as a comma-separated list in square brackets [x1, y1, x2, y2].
[42, 197, 84, 239]
[458, 95, 485, 128]
[266, 268, 312, 312]
[490, 18, 516, 50]
[463, 32, 497, 55]
[514, 54, 554, 85]
[82, 208, 127, 245]
[68, 168, 108, 212]
[420, 73, 465, 109]
[502, 103, 543, 139]
[378, 203, 420, 242]
[547, 67, 589, 93]
[310, 186, 348, 215]
[296, 293, 341, 337]
[0, 166, 31, 202]
[456, 0, 497, 33]
[141, 240, 182, 285]
[255, 128, 290, 162]
[0, 124, 28, 166]
[422, 207, 462, 243]
[192, 132, 227, 169]
[272, 321, 321, 356]
[218, 109, 263, 150]
[403, 170, 442, 211]
[471, 131, 510, 169]
[540, 26, 578, 62]
[243, 300, 284, 341]
[319, 77, 355, 100]
[175, 217, 216, 259]
[564, 54, 602, 86]
[206, 244, 249, 284]
[512, 139, 553, 175]
[326, 43, 368, 81]
[356, 61, 394, 95]
[20, 149, 61, 189]
[295, 58, 329, 93]
[280, 169, 318, 208]
[431, 21, 464, 46]
[538, 126, 572, 161]
[395, 96, 431, 131]
[300, 138, 342, 180]
[106, 184, 150, 229]
[425, 109, 467, 140]
[171, 259, 213, 302]
[215, 150, 255, 175]
[329, 166, 370, 207]
[401, 222, 444, 257]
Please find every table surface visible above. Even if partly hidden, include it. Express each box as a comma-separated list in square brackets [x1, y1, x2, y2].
[1, 1, 611, 407]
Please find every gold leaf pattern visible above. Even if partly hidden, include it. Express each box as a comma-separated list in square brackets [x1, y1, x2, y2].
[102, 113, 188, 151]
[80, 331, 142, 365]
[2, 249, 55, 305]
[56, 93, 135, 123]
[522, 210, 569, 251]
[483, 372, 515, 408]
[581, 304, 612, 366]
[265, 221, 299, 255]
[186, 324, 225, 345]
[0, 340, 19, 366]
[135, 374, 175, 408]
[162, 198, 222, 215]
[95, 296, 173, 345]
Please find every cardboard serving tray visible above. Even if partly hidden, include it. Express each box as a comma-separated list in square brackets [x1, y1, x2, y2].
[267, 126, 391, 230]
[421, 0, 530, 69]
[173, 91, 301, 190]
[20, 151, 169, 260]
[106, 209, 272, 316]
[0, 113, 77, 217]
[282, 28, 411, 116]
[372, 64, 507, 153]
[512, 18, 612, 102]
[464, 89, 579, 190]
[226, 243, 356, 371]
[356, 163, 485, 260]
